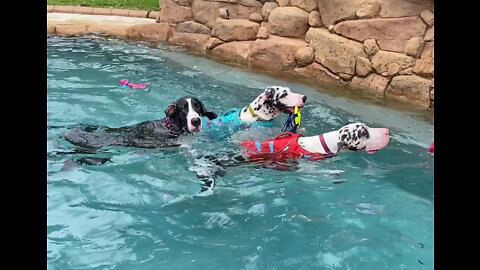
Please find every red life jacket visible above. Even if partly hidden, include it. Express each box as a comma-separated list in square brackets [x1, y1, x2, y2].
[240, 132, 332, 162]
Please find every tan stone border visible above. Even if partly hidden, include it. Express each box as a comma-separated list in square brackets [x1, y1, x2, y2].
[47, 5, 159, 20]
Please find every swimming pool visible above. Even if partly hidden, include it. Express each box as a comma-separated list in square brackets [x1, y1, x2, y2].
[47, 35, 434, 270]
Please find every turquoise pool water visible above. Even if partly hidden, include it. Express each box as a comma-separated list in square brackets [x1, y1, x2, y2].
[47, 35, 434, 270]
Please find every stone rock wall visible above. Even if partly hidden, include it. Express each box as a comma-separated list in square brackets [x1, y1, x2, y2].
[146, 0, 434, 108]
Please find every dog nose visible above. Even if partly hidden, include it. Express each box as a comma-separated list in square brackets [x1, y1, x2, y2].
[384, 129, 389, 135]
[191, 117, 201, 127]
[302, 96, 307, 103]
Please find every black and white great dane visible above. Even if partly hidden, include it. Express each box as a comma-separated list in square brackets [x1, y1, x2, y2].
[202, 86, 307, 131]
[195, 122, 390, 191]
[62, 96, 217, 150]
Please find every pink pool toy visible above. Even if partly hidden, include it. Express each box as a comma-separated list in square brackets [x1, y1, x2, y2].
[120, 79, 152, 89]
[429, 141, 434, 153]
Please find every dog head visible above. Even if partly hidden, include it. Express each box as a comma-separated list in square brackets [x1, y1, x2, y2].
[337, 122, 390, 154]
[248, 86, 307, 120]
[165, 96, 217, 133]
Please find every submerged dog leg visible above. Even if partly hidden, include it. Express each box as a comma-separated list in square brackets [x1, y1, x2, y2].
[191, 151, 249, 192]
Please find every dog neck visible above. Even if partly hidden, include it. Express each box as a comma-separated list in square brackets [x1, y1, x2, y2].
[297, 130, 342, 155]
[239, 103, 280, 122]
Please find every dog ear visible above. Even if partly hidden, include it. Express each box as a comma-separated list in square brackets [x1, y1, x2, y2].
[203, 111, 217, 120]
[258, 86, 276, 104]
[165, 104, 176, 117]
[198, 101, 217, 120]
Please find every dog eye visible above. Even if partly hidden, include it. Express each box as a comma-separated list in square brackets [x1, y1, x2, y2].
[280, 93, 287, 98]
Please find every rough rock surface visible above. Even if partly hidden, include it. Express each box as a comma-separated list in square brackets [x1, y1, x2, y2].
[333, 17, 427, 53]
[420, 9, 434, 26]
[177, 21, 211, 34]
[277, 0, 290, 7]
[371, 51, 416, 76]
[249, 12, 264, 22]
[289, 0, 318, 12]
[294, 62, 341, 82]
[424, 26, 434, 41]
[379, 0, 434, 18]
[168, 31, 211, 51]
[262, 2, 279, 20]
[308, 28, 367, 75]
[205, 37, 225, 50]
[192, 0, 261, 29]
[295, 46, 314, 67]
[126, 23, 172, 41]
[317, 0, 359, 26]
[268, 7, 309, 38]
[404, 37, 425, 58]
[363, 39, 379, 56]
[248, 35, 308, 71]
[355, 56, 372, 77]
[210, 41, 253, 65]
[386, 75, 432, 104]
[211, 18, 260, 42]
[356, 0, 381, 19]
[160, 0, 193, 24]
[308, 11, 322, 27]
[256, 26, 269, 39]
[413, 41, 434, 77]
[350, 73, 390, 92]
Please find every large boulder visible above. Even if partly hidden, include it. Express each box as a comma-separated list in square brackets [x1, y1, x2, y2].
[379, 0, 433, 18]
[248, 35, 308, 71]
[356, 0, 381, 19]
[333, 17, 427, 53]
[168, 31, 211, 52]
[308, 10, 322, 27]
[268, 7, 309, 38]
[317, 0, 361, 26]
[350, 73, 390, 93]
[355, 56, 372, 77]
[295, 46, 314, 67]
[404, 37, 425, 58]
[192, 0, 261, 29]
[289, 0, 318, 12]
[420, 9, 434, 26]
[262, 2, 279, 20]
[308, 28, 367, 75]
[126, 23, 172, 41]
[413, 41, 434, 77]
[176, 21, 211, 34]
[424, 26, 434, 41]
[211, 18, 260, 42]
[363, 39, 379, 56]
[371, 50, 416, 76]
[386, 75, 432, 105]
[294, 62, 341, 83]
[209, 41, 254, 65]
[160, 0, 193, 24]
[239, 0, 263, 7]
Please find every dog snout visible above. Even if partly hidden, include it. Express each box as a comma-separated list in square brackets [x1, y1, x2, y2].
[191, 117, 201, 128]
[302, 96, 307, 103]
[384, 128, 389, 136]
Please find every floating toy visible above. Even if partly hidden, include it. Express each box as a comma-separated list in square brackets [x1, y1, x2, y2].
[281, 106, 302, 133]
[120, 79, 152, 89]
[429, 141, 434, 153]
